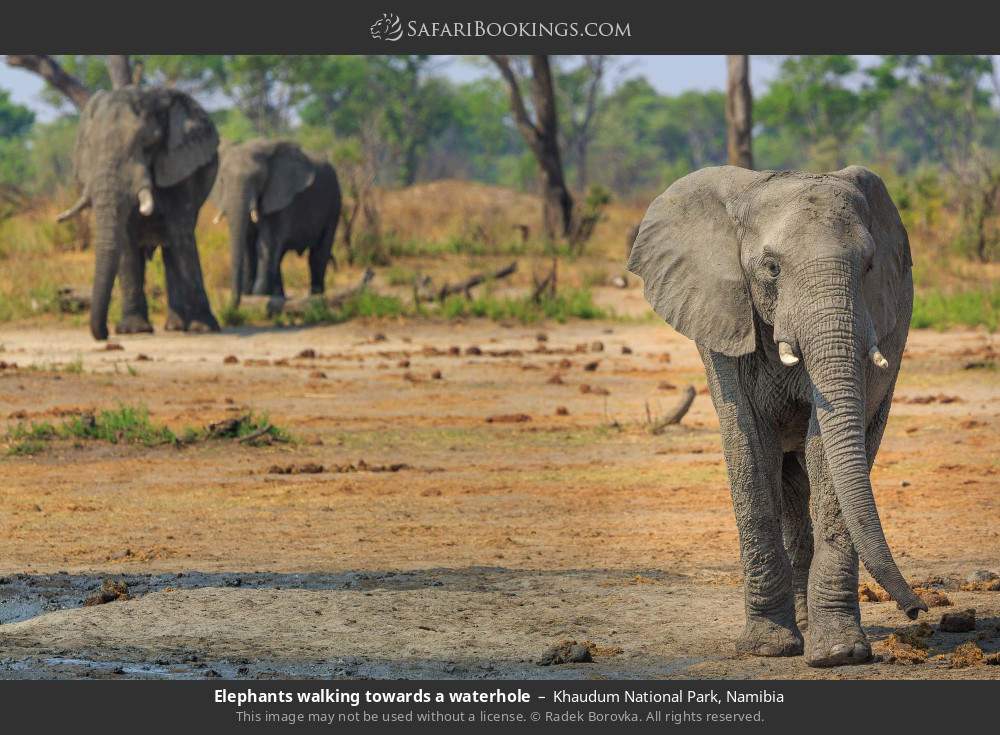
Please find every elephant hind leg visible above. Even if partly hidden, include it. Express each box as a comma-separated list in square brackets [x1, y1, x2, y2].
[781, 453, 813, 632]
[162, 227, 219, 333]
[308, 223, 336, 295]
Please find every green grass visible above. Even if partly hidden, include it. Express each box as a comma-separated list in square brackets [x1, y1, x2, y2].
[4, 404, 291, 455]
[24, 355, 84, 374]
[439, 288, 609, 323]
[298, 291, 408, 325]
[911, 287, 999, 331]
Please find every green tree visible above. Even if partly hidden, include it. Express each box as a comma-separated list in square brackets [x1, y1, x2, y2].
[0, 88, 36, 189]
[867, 55, 1000, 260]
[755, 55, 864, 170]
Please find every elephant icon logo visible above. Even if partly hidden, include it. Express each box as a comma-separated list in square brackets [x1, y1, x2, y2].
[370, 13, 404, 42]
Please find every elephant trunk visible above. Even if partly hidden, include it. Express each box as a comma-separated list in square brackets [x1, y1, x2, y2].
[225, 185, 257, 307]
[797, 264, 926, 619]
[89, 184, 129, 341]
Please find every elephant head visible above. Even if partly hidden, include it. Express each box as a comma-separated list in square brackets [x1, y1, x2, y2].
[627, 165, 923, 618]
[213, 139, 316, 305]
[70, 87, 218, 340]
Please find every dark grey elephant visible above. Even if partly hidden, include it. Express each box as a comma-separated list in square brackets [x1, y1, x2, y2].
[59, 87, 220, 340]
[212, 139, 341, 306]
[627, 165, 924, 667]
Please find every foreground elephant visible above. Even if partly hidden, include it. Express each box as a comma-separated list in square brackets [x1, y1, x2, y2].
[213, 139, 341, 306]
[628, 165, 924, 667]
[60, 87, 221, 340]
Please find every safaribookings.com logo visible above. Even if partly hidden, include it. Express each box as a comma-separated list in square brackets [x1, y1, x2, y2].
[370, 14, 631, 42]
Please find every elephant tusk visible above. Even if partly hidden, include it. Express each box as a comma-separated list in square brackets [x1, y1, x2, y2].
[138, 188, 154, 216]
[778, 341, 800, 366]
[56, 195, 91, 222]
[870, 347, 889, 370]
[212, 211, 224, 225]
[249, 206, 259, 224]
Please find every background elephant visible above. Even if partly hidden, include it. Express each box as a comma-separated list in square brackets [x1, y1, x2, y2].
[213, 139, 341, 306]
[61, 87, 220, 341]
[628, 165, 924, 667]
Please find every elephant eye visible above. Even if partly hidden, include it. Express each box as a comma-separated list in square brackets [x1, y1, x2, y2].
[761, 258, 780, 279]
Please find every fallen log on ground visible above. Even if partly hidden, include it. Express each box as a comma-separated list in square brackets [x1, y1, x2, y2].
[649, 385, 696, 434]
[417, 261, 518, 302]
[240, 268, 375, 316]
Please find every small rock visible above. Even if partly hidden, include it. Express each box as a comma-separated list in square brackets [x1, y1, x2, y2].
[610, 275, 627, 289]
[537, 640, 593, 666]
[900, 480, 911, 487]
[136, 354, 151, 361]
[465, 346, 482, 355]
[84, 579, 130, 606]
[297, 348, 317, 359]
[967, 570, 998, 584]
[223, 355, 239, 365]
[371, 333, 387, 342]
[621, 346, 632, 355]
[104, 343, 124, 351]
[555, 406, 569, 416]
[590, 341, 604, 352]
[583, 360, 600, 372]
[397, 359, 410, 368]
[657, 381, 676, 391]
[308, 371, 327, 379]
[547, 374, 564, 385]
[940, 608, 976, 633]
[431, 370, 443, 380]
[536, 333, 548, 342]
[448, 346, 460, 356]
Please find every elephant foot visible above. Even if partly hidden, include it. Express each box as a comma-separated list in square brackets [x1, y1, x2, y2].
[116, 315, 154, 335]
[187, 319, 220, 334]
[265, 297, 286, 318]
[805, 614, 870, 667]
[736, 615, 803, 657]
[164, 311, 186, 331]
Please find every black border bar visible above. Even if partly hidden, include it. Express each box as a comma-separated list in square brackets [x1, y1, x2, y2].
[1, 0, 998, 53]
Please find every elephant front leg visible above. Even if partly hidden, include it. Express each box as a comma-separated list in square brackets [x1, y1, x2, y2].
[116, 244, 153, 334]
[802, 415, 869, 667]
[703, 352, 802, 657]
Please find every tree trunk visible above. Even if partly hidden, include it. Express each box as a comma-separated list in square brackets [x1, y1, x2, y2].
[489, 54, 574, 240]
[5, 55, 91, 110]
[106, 56, 133, 89]
[725, 55, 754, 169]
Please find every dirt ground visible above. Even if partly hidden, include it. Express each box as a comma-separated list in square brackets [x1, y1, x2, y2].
[0, 299, 997, 679]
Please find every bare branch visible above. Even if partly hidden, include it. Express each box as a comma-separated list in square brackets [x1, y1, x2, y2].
[5, 54, 91, 110]
[488, 55, 541, 146]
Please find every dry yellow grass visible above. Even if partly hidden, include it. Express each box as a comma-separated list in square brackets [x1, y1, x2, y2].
[0, 180, 994, 328]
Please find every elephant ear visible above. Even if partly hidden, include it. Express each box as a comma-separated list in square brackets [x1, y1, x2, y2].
[832, 166, 912, 341]
[261, 143, 316, 214]
[153, 91, 219, 188]
[626, 166, 762, 357]
[72, 90, 109, 189]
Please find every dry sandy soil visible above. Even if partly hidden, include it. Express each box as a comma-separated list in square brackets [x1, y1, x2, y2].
[0, 302, 997, 679]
